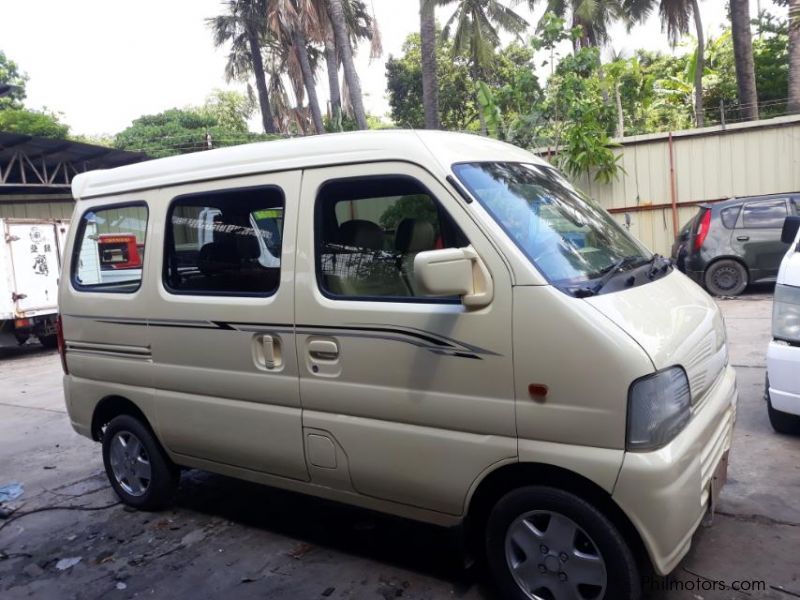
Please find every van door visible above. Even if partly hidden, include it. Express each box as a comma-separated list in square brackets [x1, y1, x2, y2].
[295, 163, 516, 515]
[4, 220, 60, 316]
[733, 198, 791, 281]
[148, 173, 307, 481]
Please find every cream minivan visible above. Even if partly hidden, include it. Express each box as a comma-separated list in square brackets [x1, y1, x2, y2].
[59, 131, 737, 600]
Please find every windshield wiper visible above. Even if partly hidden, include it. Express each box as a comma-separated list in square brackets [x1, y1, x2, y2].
[574, 256, 640, 297]
[645, 254, 673, 279]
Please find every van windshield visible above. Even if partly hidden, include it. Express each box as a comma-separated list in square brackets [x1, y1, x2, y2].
[453, 162, 651, 291]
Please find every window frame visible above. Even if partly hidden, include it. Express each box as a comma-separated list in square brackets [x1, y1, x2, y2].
[70, 201, 149, 294]
[162, 184, 286, 299]
[313, 174, 466, 304]
[740, 198, 790, 230]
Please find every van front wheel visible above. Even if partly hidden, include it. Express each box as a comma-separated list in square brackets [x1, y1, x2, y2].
[486, 486, 640, 600]
[102, 415, 178, 510]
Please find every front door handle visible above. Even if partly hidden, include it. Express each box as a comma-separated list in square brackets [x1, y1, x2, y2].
[308, 339, 339, 361]
[736, 235, 750, 241]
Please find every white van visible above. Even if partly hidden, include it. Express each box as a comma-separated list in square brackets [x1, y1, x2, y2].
[59, 131, 737, 600]
[765, 216, 800, 434]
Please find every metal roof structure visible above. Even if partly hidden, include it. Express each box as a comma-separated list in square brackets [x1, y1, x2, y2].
[0, 132, 147, 191]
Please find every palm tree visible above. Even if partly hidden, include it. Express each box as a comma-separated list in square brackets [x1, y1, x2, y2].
[788, 0, 800, 114]
[624, 0, 707, 126]
[312, 0, 374, 122]
[730, 0, 759, 120]
[420, 0, 440, 129]
[326, 0, 369, 129]
[520, 0, 624, 50]
[434, 0, 528, 133]
[268, 0, 326, 134]
[208, 0, 278, 134]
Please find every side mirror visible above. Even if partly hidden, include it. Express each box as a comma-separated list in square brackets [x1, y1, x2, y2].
[413, 246, 494, 308]
[781, 216, 800, 245]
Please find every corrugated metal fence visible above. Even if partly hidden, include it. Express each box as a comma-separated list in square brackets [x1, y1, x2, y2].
[555, 114, 800, 255]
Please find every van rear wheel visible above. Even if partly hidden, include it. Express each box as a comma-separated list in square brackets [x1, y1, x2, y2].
[704, 259, 748, 296]
[102, 415, 179, 510]
[486, 486, 640, 600]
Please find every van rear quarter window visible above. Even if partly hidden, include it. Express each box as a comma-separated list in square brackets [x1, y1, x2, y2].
[71, 203, 148, 293]
[164, 186, 284, 296]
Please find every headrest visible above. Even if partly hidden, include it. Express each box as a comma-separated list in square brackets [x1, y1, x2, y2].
[339, 219, 384, 251]
[395, 219, 435, 253]
[237, 233, 260, 260]
[197, 242, 239, 275]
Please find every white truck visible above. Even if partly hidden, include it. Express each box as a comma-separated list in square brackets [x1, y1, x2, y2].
[0, 218, 69, 348]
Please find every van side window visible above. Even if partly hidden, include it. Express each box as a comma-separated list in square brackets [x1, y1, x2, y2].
[71, 203, 148, 293]
[742, 200, 788, 229]
[315, 176, 468, 300]
[164, 186, 284, 296]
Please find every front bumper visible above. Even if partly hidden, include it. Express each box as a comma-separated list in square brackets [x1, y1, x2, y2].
[612, 364, 737, 575]
[767, 341, 800, 416]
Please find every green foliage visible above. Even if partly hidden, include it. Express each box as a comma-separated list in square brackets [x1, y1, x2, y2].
[386, 32, 541, 134]
[199, 89, 254, 133]
[114, 106, 277, 158]
[0, 50, 27, 110]
[378, 195, 438, 231]
[0, 108, 69, 139]
[386, 32, 477, 131]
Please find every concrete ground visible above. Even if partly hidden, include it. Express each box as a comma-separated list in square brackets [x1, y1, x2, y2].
[1, 289, 799, 600]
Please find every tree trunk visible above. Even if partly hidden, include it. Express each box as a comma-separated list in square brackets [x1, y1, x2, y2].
[420, 0, 440, 129]
[326, 0, 368, 129]
[324, 29, 342, 119]
[615, 82, 624, 138]
[248, 30, 277, 134]
[691, 0, 705, 127]
[293, 28, 325, 135]
[789, 0, 800, 114]
[471, 65, 487, 135]
[730, 0, 759, 121]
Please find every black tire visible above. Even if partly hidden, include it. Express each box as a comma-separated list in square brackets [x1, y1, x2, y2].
[39, 334, 58, 349]
[486, 486, 641, 600]
[101, 414, 179, 510]
[704, 259, 748, 296]
[766, 378, 800, 435]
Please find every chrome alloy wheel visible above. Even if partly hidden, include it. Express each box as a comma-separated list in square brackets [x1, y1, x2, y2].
[505, 510, 607, 600]
[108, 430, 151, 497]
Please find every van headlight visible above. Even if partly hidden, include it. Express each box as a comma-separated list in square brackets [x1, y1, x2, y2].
[773, 284, 800, 344]
[627, 367, 691, 451]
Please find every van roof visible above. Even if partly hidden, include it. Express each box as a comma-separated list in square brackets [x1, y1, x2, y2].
[71, 130, 546, 200]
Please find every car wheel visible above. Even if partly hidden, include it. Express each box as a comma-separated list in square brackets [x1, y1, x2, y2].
[704, 259, 748, 296]
[486, 486, 641, 600]
[39, 334, 58, 349]
[102, 414, 179, 510]
[765, 377, 800, 435]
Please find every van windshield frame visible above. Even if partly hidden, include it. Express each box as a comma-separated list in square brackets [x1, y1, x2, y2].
[452, 162, 652, 295]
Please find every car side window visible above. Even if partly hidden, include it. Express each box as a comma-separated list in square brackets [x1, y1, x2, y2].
[315, 175, 468, 300]
[720, 205, 741, 229]
[72, 203, 148, 293]
[742, 200, 788, 229]
[792, 198, 799, 216]
[164, 186, 284, 296]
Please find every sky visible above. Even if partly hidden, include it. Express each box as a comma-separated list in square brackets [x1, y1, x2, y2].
[0, 0, 784, 137]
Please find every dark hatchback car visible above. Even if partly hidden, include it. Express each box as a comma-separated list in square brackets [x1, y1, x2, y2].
[672, 193, 800, 296]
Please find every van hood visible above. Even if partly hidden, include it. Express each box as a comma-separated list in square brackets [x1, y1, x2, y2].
[584, 270, 727, 403]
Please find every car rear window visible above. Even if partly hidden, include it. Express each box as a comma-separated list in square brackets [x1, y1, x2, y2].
[720, 205, 741, 229]
[742, 200, 788, 228]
